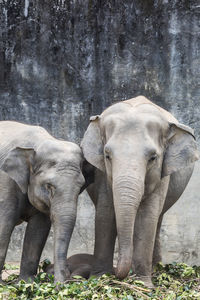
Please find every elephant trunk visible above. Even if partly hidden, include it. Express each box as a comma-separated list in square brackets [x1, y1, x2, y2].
[113, 171, 145, 279]
[51, 199, 77, 282]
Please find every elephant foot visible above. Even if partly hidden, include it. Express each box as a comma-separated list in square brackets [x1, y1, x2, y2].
[137, 276, 155, 289]
[54, 269, 71, 283]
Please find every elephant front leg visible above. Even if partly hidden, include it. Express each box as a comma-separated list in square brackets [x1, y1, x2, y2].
[92, 200, 116, 276]
[152, 215, 163, 267]
[0, 210, 17, 282]
[0, 222, 16, 282]
[19, 213, 51, 281]
[88, 176, 117, 276]
[132, 177, 169, 288]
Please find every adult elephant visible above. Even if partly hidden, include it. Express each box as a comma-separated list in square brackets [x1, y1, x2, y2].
[0, 121, 86, 283]
[81, 96, 199, 287]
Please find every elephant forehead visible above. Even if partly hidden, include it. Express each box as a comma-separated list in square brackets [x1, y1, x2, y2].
[101, 111, 167, 133]
[37, 140, 82, 159]
[101, 99, 177, 125]
[37, 152, 82, 167]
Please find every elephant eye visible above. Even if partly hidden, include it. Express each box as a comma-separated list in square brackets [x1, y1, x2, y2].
[104, 146, 112, 160]
[149, 153, 157, 163]
[44, 183, 56, 198]
[45, 183, 52, 190]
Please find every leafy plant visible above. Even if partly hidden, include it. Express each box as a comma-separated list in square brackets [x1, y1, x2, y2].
[1, 262, 200, 299]
[3, 264, 19, 270]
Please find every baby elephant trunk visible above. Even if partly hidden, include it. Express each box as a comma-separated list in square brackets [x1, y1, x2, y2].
[51, 200, 77, 282]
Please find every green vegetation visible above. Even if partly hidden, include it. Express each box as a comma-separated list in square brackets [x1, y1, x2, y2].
[1, 262, 200, 299]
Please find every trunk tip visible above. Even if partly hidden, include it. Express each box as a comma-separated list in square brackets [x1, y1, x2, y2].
[115, 260, 131, 280]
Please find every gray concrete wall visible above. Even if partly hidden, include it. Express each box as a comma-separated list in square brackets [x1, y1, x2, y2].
[0, 0, 200, 264]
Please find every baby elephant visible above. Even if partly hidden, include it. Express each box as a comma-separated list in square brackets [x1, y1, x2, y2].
[44, 254, 95, 279]
[44, 254, 116, 279]
[0, 121, 86, 283]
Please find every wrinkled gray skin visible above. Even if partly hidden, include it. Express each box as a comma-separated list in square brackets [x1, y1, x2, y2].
[44, 254, 95, 279]
[81, 96, 199, 287]
[0, 121, 85, 283]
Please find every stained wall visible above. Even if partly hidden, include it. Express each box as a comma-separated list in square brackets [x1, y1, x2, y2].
[0, 0, 200, 264]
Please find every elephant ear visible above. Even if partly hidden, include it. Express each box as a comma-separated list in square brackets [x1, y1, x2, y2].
[79, 160, 95, 193]
[0, 147, 35, 194]
[162, 123, 199, 177]
[81, 115, 105, 172]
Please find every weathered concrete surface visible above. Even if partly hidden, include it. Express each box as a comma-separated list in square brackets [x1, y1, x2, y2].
[0, 1, 200, 264]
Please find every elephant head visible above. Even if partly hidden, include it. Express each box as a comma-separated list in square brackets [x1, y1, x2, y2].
[0, 139, 85, 282]
[81, 96, 199, 279]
